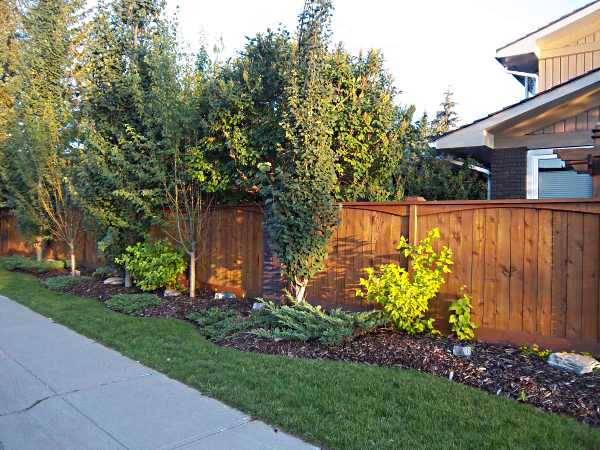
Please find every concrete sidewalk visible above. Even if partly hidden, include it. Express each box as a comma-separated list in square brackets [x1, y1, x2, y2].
[0, 295, 318, 450]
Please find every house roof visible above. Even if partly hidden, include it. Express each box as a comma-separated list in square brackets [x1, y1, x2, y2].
[434, 66, 600, 149]
[496, 0, 600, 59]
[497, 0, 600, 54]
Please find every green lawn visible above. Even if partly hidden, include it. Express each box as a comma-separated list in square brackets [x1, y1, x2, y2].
[1, 267, 599, 450]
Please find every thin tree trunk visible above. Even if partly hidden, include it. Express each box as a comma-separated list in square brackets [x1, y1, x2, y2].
[68, 242, 76, 277]
[293, 279, 307, 303]
[188, 251, 196, 299]
[34, 237, 43, 262]
[124, 270, 132, 288]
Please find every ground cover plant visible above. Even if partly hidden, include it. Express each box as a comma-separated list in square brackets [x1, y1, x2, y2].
[253, 300, 389, 345]
[105, 293, 162, 315]
[1, 267, 600, 450]
[45, 275, 92, 290]
[1, 255, 65, 274]
[186, 307, 274, 342]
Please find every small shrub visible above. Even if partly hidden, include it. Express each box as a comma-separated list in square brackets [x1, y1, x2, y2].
[356, 228, 453, 334]
[45, 275, 92, 290]
[448, 291, 478, 341]
[92, 266, 119, 279]
[253, 299, 389, 346]
[115, 240, 186, 292]
[1, 256, 65, 273]
[186, 308, 273, 342]
[105, 293, 161, 315]
[520, 344, 551, 360]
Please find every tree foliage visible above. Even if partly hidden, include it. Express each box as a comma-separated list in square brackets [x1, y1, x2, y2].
[1, 0, 86, 272]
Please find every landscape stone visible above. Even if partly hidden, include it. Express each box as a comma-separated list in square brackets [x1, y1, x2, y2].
[452, 344, 472, 357]
[547, 352, 600, 375]
[163, 289, 181, 298]
[214, 292, 236, 300]
[103, 277, 124, 286]
[252, 302, 265, 311]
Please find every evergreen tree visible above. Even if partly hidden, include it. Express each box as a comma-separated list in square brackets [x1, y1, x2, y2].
[77, 0, 177, 269]
[0, 0, 23, 207]
[431, 86, 459, 136]
[1, 0, 86, 271]
[262, 0, 340, 303]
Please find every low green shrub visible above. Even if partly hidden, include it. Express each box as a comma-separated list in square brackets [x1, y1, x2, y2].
[520, 344, 551, 360]
[357, 228, 453, 334]
[186, 308, 273, 342]
[115, 240, 186, 292]
[92, 266, 119, 279]
[45, 275, 92, 290]
[105, 293, 161, 315]
[0, 256, 65, 273]
[253, 300, 388, 346]
[448, 291, 478, 341]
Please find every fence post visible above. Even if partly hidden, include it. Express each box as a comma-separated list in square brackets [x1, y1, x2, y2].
[405, 197, 425, 245]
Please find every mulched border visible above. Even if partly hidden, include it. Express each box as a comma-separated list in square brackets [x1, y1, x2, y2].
[21, 269, 600, 427]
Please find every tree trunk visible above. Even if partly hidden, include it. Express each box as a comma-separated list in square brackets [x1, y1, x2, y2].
[68, 242, 76, 277]
[292, 278, 308, 303]
[33, 237, 43, 262]
[124, 270, 132, 288]
[188, 251, 196, 299]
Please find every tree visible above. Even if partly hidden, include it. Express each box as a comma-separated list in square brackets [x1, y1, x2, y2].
[202, 29, 290, 200]
[1, 0, 86, 272]
[262, 0, 340, 303]
[431, 86, 459, 137]
[0, 0, 23, 208]
[160, 49, 222, 298]
[329, 47, 401, 201]
[77, 0, 177, 279]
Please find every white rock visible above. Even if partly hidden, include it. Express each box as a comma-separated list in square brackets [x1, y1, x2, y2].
[453, 344, 473, 357]
[214, 291, 236, 300]
[163, 289, 181, 298]
[547, 352, 600, 375]
[103, 277, 124, 285]
[252, 302, 265, 311]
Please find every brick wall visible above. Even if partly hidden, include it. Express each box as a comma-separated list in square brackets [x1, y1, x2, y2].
[491, 148, 527, 199]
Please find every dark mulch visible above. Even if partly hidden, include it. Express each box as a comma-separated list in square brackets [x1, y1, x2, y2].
[14, 267, 600, 427]
[61, 278, 139, 301]
[222, 330, 600, 427]
[142, 294, 255, 319]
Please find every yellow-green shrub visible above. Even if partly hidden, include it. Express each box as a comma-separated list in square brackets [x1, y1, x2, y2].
[448, 291, 478, 341]
[356, 228, 453, 334]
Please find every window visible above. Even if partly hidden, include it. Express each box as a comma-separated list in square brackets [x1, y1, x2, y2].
[527, 148, 593, 199]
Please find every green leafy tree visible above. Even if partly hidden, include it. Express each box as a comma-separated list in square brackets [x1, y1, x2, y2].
[1, 0, 86, 272]
[77, 0, 178, 276]
[202, 29, 290, 200]
[329, 47, 401, 201]
[262, 0, 340, 303]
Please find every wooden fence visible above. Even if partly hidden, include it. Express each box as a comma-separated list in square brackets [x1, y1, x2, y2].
[1, 199, 600, 352]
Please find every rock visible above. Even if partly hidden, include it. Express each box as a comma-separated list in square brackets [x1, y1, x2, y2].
[252, 302, 265, 311]
[547, 352, 600, 375]
[214, 291, 236, 300]
[163, 289, 181, 298]
[103, 277, 124, 285]
[72, 270, 81, 277]
[453, 344, 473, 357]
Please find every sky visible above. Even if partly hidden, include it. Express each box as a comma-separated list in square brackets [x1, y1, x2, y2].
[164, 0, 592, 126]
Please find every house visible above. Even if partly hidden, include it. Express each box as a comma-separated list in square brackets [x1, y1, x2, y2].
[435, 1, 600, 200]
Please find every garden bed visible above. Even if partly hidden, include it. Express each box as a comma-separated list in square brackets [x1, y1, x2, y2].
[11, 264, 600, 428]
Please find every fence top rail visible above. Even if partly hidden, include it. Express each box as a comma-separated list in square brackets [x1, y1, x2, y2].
[341, 198, 600, 207]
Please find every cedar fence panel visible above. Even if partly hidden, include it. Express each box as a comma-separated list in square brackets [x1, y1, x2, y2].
[1, 199, 600, 351]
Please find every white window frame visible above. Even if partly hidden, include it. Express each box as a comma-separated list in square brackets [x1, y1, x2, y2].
[526, 146, 593, 199]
